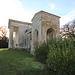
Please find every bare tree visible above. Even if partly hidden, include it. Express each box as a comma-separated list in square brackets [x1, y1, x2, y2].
[0, 26, 7, 38]
[60, 19, 75, 41]
[0, 26, 8, 48]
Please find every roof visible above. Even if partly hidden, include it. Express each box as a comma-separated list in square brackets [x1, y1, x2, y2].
[32, 10, 60, 21]
[8, 19, 32, 28]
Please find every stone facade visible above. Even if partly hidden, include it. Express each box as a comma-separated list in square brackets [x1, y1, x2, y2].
[8, 10, 60, 54]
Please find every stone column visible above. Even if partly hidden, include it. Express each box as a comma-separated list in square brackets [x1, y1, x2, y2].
[31, 28, 34, 54]
[45, 32, 46, 42]
[15, 30, 18, 48]
[38, 28, 41, 44]
[9, 27, 14, 48]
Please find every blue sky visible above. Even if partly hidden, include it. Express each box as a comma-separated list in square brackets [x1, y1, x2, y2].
[0, 0, 75, 28]
[20, 0, 75, 16]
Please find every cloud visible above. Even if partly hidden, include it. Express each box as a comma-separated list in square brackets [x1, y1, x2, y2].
[60, 9, 75, 27]
[50, 4, 55, 10]
[0, 0, 34, 27]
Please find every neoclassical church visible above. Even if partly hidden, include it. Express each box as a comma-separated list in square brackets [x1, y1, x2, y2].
[8, 10, 60, 54]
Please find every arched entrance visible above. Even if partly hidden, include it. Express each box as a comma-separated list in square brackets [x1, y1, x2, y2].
[46, 28, 55, 40]
[33, 29, 39, 46]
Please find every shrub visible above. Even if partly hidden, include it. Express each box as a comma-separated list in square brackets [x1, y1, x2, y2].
[0, 36, 8, 48]
[46, 39, 75, 75]
[73, 41, 75, 49]
[34, 41, 49, 64]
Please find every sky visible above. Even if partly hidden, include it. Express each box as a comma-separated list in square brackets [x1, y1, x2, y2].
[0, 0, 75, 28]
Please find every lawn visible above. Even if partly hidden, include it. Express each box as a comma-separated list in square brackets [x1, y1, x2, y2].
[0, 48, 49, 75]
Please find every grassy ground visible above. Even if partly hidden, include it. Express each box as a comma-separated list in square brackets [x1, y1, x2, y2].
[0, 48, 49, 75]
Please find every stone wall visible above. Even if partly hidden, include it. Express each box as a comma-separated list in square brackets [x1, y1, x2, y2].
[32, 12, 42, 49]
[41, 11, 60, 42]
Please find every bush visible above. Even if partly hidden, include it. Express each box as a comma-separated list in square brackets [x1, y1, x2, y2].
[0, 36, 8, 48]
[46, 39, 75, 75]
[34, 41, 49, 64]
[73, 41, 75, 49]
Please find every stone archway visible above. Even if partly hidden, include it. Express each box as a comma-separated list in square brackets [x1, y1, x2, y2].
[33, 29, 39, 46]
[46, 28, 55, 40]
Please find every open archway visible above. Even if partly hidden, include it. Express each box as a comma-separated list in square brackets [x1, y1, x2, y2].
[46, 28, 55, 40]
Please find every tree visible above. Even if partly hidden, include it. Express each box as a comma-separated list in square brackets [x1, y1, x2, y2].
[0, 26, 7, 38]
[0, 26, 8, 48]
[60, 19, 75, 41]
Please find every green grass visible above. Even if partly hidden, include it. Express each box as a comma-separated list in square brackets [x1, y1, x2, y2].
[0, 48, 49, 75]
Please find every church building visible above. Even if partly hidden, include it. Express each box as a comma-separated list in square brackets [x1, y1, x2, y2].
[8, 10, 60, 54]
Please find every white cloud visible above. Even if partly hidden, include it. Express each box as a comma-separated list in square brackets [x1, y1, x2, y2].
[0, 0, 34, 27]
[60, 9, 75, 27]
[50, 4, 55, 10]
